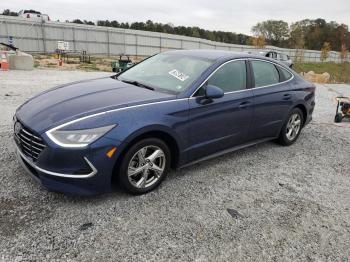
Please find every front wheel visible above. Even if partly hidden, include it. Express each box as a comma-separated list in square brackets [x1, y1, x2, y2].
[118, 138, 171, 194]
[277, 108, 304, 146]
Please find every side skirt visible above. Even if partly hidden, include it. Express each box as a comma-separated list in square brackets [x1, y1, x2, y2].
[178, 137, 276, 169]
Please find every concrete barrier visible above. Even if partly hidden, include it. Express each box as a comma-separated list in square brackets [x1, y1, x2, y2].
[8, 51, 34, 70]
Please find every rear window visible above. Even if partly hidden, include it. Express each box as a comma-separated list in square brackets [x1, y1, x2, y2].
[279, 67, 293, 81]
[279, 54, 288, 61]
[251, 60, 279, 87]
[24, 10, 41, 14]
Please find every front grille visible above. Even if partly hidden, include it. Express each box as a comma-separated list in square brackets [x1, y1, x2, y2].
[14, 122, 46, 162]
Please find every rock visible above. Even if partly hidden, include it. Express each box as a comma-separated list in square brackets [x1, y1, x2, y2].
[301, 71, 331, 83]
[227, 208, 243, 219]
[79, 222, 93, 231]
[322, 72, 331, 82]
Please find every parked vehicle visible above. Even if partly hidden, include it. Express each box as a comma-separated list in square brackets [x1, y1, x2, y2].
[111, 55, 134, 73]
[18, 10, 50, 22]
[13, 50, 315, 195]
[258, 50, 293, 68]
[334, 96, 350, 123]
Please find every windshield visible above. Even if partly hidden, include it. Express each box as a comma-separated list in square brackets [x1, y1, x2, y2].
[117, 53, 214, 95]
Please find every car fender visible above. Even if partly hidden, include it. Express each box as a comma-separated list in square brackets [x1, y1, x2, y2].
[122, 124, 182, 148]
[110, 123, 185, 169]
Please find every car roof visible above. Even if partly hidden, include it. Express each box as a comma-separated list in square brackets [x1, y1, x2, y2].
[163, 49, 269, 61]
[249, 50, 289, 55]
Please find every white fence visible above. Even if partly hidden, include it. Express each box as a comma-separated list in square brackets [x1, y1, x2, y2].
[0, 15, 345, 63]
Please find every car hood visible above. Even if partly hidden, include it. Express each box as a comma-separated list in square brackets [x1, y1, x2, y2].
[16, 77, 174, 133]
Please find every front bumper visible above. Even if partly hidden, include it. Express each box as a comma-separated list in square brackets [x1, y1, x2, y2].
[15, 136, 121, 195]
[16, 145, 97, 178]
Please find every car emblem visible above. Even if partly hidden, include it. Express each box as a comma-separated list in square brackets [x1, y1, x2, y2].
[14, 122, 22, 135]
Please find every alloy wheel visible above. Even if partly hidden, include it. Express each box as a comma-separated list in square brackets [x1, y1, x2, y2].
[286, 113, 301, 141]
[127, 145, 166, 189]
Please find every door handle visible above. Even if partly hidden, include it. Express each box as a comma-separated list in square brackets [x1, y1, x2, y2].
[239, 101, 251, 109]
[283, 94, 292, 100]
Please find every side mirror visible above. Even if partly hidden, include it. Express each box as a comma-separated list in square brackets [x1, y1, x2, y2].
[205, 85, 224, 99]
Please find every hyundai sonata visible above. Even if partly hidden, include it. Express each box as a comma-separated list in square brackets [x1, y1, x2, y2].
[13, 50, 315, 195]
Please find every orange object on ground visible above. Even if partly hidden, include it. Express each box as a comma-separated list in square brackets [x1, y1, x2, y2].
[0, 52, 9, 71]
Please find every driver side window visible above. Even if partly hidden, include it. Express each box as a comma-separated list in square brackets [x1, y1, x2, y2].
[196, 60, 247, 96]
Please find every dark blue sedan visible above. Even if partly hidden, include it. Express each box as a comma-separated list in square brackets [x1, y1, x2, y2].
[13, 50, 315, 195]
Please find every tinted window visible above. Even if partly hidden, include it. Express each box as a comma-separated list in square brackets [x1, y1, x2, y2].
[277, 53, 288, 61]
[24, 10, 41, 14]
[252, 60, 280, 87]
[207, 60, 247, 93]
[267, 52, 277, 59]
[279, 67, 293, 80]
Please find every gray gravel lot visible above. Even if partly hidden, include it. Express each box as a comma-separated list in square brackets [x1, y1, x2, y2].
[1, 69, 350, 261]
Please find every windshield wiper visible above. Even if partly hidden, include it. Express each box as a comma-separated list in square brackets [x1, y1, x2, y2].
[120, 80, 155, 91]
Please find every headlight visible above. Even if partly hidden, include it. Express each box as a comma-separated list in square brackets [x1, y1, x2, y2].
[46, 125, 116, 148]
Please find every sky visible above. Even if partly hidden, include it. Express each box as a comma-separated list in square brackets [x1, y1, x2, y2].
[1, 0, 350, 35]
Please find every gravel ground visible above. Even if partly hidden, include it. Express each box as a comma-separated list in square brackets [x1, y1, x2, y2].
[0, 69, 350, 261]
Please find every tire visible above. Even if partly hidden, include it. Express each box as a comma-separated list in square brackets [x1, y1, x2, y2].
[334, 113, 343, 123]
[277, 108, 304, 146]
[118, 138, 171, 194]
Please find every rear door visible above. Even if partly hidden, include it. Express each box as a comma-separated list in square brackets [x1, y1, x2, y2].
[187, 60, 254, 162]
[249, 59, 295, 140]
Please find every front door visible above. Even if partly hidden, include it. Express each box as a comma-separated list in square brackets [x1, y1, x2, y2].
[186, 60, 254, 162]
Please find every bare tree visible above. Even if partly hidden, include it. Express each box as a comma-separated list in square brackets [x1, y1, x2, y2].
[251, 35, 266, 49]
[320, 42, 331, 62]
[340, 43, 349, 62]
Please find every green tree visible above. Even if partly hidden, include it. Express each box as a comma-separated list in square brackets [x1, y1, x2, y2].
[252, 20, 289, 45]
[72, 19, 84, 24]
[145, 20, 155, 31]
[2, 9, 18, 16]
[192, 27, 200, 38]
[83, 20, 95, 25]
[110, 20, 120, 28]
[92, 17, 350, 52]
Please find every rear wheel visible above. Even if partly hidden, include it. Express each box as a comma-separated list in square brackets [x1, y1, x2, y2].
[118, 138, 171, 194]
[334, 113, 343, 123]
[277, 108, 304, 146]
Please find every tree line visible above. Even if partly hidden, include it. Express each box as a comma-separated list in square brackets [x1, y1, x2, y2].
[2, 9, 349, 52]
[252, 19, 349, 53]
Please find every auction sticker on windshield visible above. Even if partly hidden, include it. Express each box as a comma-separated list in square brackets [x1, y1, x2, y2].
[169, 69, 190, 82]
